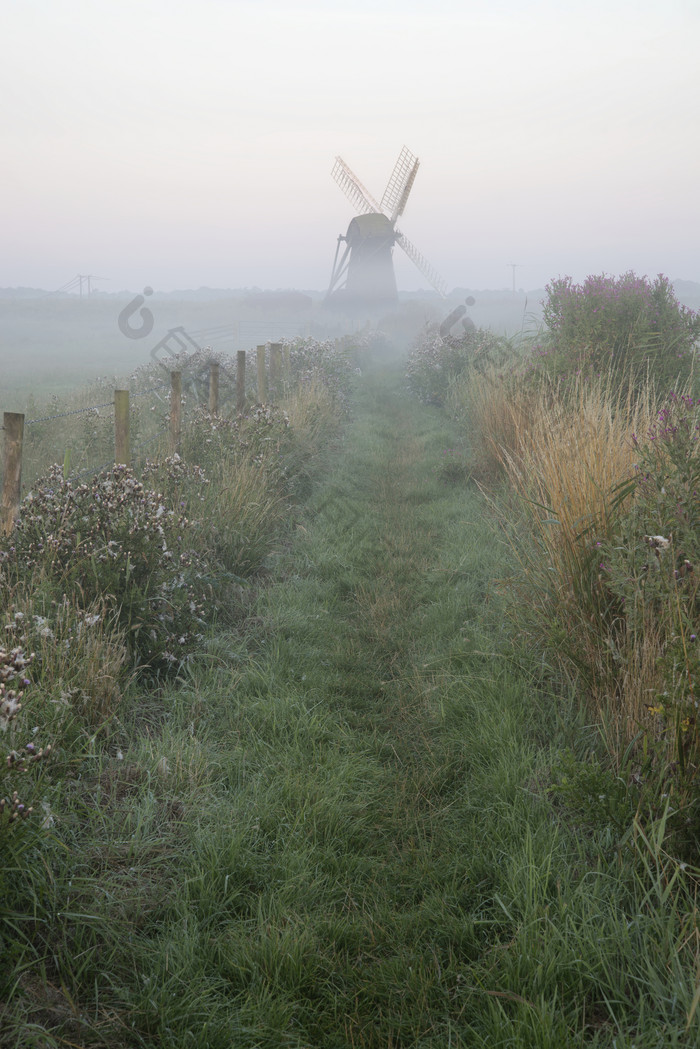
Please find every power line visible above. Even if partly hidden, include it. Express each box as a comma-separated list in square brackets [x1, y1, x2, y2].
[76, 274, 109, 298]
[52, 274, 109, 297]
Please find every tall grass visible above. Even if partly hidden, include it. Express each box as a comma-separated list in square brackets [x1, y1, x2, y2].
[201, 454, 289, 577]
[284, 376, 338, 450]
[479, 375, 657, 716]
[446, 367, 534, 479]
[446, 346, 700, 824]
[2, 593, 128, 731]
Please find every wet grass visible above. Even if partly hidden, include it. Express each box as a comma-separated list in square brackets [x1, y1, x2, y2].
[2, 361, 699, 1047]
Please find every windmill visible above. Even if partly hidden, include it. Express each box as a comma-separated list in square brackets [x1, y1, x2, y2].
[325, 145, 448, 312]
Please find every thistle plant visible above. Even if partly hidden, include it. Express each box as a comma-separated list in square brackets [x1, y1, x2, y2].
[281, 336, 356, 410]
[3, 599, 128, 729]
[178, 403, 291, 473]
[406, 327, 513, 406]
[0, 464, 208, 673]
[1, 646, 51, 828]
[600, 392, 700, 774]
[0, 647, 31, 735]
[142, 453, 210, 516]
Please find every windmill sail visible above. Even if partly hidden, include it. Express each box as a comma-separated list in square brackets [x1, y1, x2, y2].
[381, 146, 420, 223]
[331, 157, 382, 215]
[395, 231, 448, 298]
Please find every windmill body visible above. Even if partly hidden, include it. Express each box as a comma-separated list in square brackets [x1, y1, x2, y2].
[343, 214, 398, 303]
[325, 146, 447, 313]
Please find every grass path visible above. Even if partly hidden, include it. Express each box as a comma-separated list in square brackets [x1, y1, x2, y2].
[209, 361, 545, 1045]
[162, 361, 616, 1048]
[4, 360, 697, 1048]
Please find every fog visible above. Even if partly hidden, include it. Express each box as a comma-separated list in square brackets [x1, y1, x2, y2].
[2, 0, 698, 408]
[2, 0, 699, 297]
[0, 286, 541, 409]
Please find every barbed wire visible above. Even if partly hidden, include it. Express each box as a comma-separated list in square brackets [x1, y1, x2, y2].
[128, 381, 171, 397]
[68, 458, 116, 482]
[27, 401, 115, 425]
[132, 426, 169, 456]
[64, 424, 169, 482]
[24, 380, 170, 424]
[188, 324, 237, 338]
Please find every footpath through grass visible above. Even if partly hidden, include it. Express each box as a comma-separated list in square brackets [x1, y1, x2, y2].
[4, 360, 698, 1047]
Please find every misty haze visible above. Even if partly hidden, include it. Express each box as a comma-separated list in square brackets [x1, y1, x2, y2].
[2, 1, 700, 1045]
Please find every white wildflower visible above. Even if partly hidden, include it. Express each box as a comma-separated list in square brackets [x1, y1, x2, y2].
[645, 535, 671, 552]
[40, 801, 55, 829]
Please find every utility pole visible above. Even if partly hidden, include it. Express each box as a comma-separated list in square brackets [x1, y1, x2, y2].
[507, 263, 519, 296]
[77, 274, 109, 298]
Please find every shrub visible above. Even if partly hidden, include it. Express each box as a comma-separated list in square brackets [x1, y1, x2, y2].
[0, 465, 207, 674]
[550, 749, 634, 833]
[535, 272, 700, 390]
[0, 645, 51, 828]
[141, 452, 210, 518]
[3, 597, 128, 730]
[600, 393, 700, 775]
[178, 403, 291, 473]
[406, 327, 513, 406]
[282, 336, 356, 411]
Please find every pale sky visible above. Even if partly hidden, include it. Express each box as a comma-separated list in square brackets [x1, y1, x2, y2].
[2, 0, 698, 293]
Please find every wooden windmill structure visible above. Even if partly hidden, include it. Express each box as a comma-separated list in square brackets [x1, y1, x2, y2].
[325, 146, 448, 311]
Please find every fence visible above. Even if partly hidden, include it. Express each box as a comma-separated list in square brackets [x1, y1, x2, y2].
[1, 344, 288, 536]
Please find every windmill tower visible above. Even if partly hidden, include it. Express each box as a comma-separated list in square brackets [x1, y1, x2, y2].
[325, 146, 448, 312]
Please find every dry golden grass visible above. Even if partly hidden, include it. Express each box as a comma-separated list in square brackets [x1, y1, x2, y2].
[502, 375, 656, 556]
[608, 615, 666, 759]
[483, 374, 664, 738]
[447, 369, 534, 479]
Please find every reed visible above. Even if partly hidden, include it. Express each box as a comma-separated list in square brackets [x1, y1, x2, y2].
[492, 374, 658, 714]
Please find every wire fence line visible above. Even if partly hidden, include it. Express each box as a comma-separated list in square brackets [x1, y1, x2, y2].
[3, 327, 363, 535]
[21, 374, 203, 438]
[25, 380, 171, 425]
[66, 421, 170, 483]
[27, 401, 115, 425]
[128, 424, 170, 459]
[69, 458, 117, 482]
[4, 378, 178, 510]
[1, 347, 276, 534]
[129, 382, 171, 398]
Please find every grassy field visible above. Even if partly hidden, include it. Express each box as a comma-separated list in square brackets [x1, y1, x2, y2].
[2, 355, 699, 1047]
[0, 291, 541, 411]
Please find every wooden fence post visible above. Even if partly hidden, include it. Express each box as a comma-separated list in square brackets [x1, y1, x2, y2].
[256, 345, 268, 403]
[170, 371, 182, 455]
[283, 344, 291, 384]
[269, 343, 282, 400]
[208, 361, 219, 415]
[236, 350, 246, 412]
[114, 390, 130, 465]
[1, 412, 24, 536]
